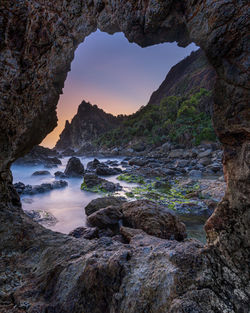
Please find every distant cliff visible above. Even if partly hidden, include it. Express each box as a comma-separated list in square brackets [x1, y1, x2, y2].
[148, 49, 216, 114]
[96, 49, 217, 148]
[57, 49, 216, 150]
[55, 101, 124, 150]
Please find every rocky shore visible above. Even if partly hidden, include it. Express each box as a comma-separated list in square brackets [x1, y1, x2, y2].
[13, 143, 225, 244]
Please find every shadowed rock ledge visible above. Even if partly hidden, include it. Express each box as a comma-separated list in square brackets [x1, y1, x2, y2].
[0, 0, 249, 312]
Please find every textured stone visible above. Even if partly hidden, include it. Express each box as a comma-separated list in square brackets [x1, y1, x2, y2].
[56, 101, 123, 150]
[85, 196, 126, 216]
[0, 0, 249, 312]
[121, 200, 187, 241]
[64, 157, 85, 177]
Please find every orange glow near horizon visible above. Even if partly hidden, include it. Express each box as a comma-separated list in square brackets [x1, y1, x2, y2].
[42, 87, 142, 148]
[41, 30, 198, 149]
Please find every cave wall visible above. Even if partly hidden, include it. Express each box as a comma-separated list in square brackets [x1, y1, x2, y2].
[0, 0, 249, 312]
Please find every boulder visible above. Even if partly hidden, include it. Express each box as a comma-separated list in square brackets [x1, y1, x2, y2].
[87, 206, 123, 230]
[85, 196, 126, 216]
[64, 157, 85, 177]
[69, 226, 98, 239]
[121, 200, 187, 241]
[86, 158, 100, 171]
[83, 173, 103, 188]
[96, 163, 122, 176]
[128, 158, 148, 166]
[83, 173, 122, 192]
[54, 171, 68, 178]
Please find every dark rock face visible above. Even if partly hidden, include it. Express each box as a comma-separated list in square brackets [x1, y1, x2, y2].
[83, 173, 122, 192]
[148, 49, 216, 114]
[0, 1, 249, 312]
[95, 163, 122, 176]
[14, 146, 61, 167]
[56, 101, 124, 150]
[85, 196, 126, 216]
[64, 157, 85, 177]
[121, 200, 187, 241]
[14, 180, 68, 195]
[69, 226, 99, 239]
[85, 200, 186, 241]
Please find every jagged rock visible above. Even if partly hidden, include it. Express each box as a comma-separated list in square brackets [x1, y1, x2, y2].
[0, 1, 249, 312]
[32, 170, 51, 176]
[69, 226, 99, 239]
[64, 157, 85, 177]
[25, 210, 57, 226]
[85, 196, 126, 216]
[56, 101, 124, 150]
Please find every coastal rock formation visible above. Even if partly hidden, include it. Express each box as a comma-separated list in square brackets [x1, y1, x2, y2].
[56, 100, 124, 150]
[64, 156, 85, 177]
[148, 49, 216, 114]
[0, 1, 249, 312]
[85, 196, 126, 216]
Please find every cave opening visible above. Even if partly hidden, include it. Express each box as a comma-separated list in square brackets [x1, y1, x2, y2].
[1, 1, 249, 311]
[11, 29, 222, 244]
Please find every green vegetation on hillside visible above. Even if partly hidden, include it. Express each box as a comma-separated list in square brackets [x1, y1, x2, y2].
[95, 88, 216, 148]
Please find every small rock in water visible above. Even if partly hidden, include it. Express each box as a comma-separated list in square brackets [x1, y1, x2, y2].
[14, 180, 68, 195]
[32, 170, 51, 176]
[25, 209, 57, 226]
[54, 171, 68, 178]
[64, 157, 85, 177]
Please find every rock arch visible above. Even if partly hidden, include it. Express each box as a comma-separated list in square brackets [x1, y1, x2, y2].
[0, 1, 249, 312]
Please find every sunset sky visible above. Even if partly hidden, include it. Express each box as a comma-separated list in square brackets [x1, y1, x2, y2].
[42, 30, 198, 148]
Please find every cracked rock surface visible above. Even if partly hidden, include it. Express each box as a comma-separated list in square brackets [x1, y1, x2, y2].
[0, 0, 249, 312]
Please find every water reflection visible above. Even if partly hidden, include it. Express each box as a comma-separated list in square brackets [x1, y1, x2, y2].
[11, 156, 124, 234]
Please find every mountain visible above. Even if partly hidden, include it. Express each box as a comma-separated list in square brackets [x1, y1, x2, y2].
[96, 49, 217, 148]
[148, 49, 216, 114]
[55, 101, 124, 150]
[56, 49, 216, 150]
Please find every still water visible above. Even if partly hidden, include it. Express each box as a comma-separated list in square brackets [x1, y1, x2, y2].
[11, 156, 207, 242]
[11, 156, 132, 234]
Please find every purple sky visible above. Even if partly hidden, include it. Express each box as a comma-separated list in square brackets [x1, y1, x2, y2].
[42, 30, 198, 147]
